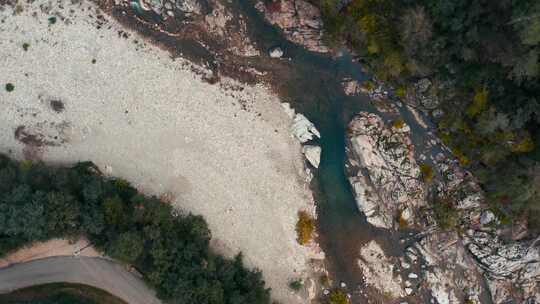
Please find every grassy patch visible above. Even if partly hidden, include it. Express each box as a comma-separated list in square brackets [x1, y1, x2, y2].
[296, 211, 315, 245]
[432, 198, 460, 230]
[328, 289, 349, 304]
[419, 163, 433, 183]
[288, 279, 303, 291]
[392, 118, 405, 129]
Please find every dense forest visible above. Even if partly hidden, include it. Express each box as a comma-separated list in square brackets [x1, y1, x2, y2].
[315, 0, 540, 231]
[0, 155, 270, 304]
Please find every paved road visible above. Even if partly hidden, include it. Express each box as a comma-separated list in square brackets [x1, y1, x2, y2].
[0, 256, 161, 304]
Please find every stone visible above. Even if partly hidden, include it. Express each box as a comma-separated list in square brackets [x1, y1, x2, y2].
[269, 46, 283, 58]
[456, 193, 482, 210]
[420, 96, 440, 110]
[281, 103, 320, 143]
[291, 113, 321, 143]
[345, 112, 425, 229]
[302, 145, 321, 168]
[408, 273, 418, 279]
[464, 230, 540, 302]
[342, 78, 361, 96]
[416, 78, 432, 93]
[401, 260, 411, 269]
[175, 0, 203, 15]
[480, 210, 496, 225]
[281, 102, 296, 118]
[255, 0, 328, 53]
[357, 240, 405, 298]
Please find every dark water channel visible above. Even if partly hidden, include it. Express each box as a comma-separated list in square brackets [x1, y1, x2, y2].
[234, 2, 408, 302]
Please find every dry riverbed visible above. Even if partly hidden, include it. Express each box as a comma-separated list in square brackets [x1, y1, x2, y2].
[0, 1, 322, 302]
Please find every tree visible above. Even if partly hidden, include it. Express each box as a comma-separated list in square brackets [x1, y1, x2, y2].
[103, 195, 125, 226]
[109, 232, 144, 264]
[0, 155, 271, 304]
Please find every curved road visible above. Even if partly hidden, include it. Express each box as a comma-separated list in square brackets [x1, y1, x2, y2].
[0, 256, 161, 304]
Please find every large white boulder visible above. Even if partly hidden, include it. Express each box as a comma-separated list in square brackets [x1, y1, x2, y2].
[291, 113, 321, 143]
[302, 145, 321, 168]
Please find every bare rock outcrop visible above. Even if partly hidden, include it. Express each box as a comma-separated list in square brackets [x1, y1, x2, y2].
[346, 111, 540, 303]
[255, 0, 329, 53]
[465, 230, 540, 303]
[346, 112, 425, 229]
[129, 0, 260, 57]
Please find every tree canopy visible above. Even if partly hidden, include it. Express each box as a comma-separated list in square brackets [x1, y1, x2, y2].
[317, 0, 540, 231]
[0, 155, 270, 304]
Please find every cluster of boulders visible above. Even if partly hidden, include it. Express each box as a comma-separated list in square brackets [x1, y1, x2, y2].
[282, 103, 321, 171]
[126, 0, 261, 57]
[130, 0, 206, 19]
[347, 112, 540, 303]
[255, 0, 329, 53]
[345, 110, 540, 303]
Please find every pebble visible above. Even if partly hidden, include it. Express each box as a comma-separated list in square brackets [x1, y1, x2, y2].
[269, 47, 283, 58]
[408, 273, 419, 279]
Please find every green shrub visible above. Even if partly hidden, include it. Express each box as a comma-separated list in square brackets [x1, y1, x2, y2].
[328, 289, 348, 304]
[419, 163, 433, 183]
[288, 279, 303, 291]
[432, 198, 460, 230]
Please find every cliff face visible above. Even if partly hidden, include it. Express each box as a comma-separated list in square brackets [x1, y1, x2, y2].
[346, 111, 540, 303]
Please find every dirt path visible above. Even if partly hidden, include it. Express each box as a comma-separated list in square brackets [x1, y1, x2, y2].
[0, 256, 161, 304]
[0, 239, 100, 268]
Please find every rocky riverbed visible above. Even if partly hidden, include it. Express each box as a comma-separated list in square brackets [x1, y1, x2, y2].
[345, 82, 540, 303]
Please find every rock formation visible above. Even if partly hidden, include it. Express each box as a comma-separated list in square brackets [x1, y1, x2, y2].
[346, 112, 425, 229]
[255, 0, 329, 53]
[302, 145, 321, 169]
[346, 111, 540, 303]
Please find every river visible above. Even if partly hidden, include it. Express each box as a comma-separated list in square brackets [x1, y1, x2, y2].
[101, 0, 428, 302]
